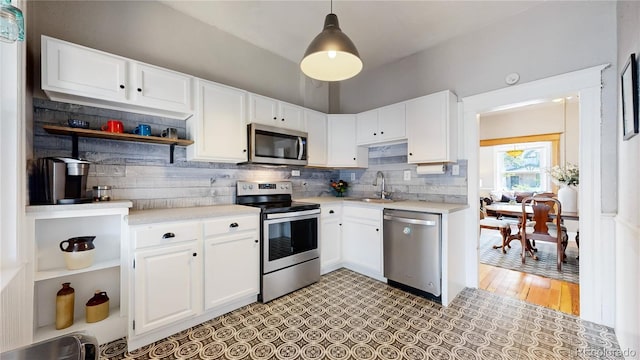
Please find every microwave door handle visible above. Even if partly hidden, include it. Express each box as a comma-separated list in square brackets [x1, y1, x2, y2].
[297, 137, 303, 160]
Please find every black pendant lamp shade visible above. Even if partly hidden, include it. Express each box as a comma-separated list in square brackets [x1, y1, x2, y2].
[300, 12, 363, 81]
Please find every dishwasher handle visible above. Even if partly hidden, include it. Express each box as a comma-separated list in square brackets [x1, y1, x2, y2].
[383, 214, 437, 226]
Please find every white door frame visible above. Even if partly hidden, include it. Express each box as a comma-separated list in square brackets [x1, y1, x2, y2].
[462, 64, 613, 326]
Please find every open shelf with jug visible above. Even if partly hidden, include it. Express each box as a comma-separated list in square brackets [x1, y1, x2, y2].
[25, 201, 132, 344]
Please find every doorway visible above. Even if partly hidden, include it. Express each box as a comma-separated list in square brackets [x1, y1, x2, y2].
[476, 99, 580, 315]
[462, 65, 610, 325]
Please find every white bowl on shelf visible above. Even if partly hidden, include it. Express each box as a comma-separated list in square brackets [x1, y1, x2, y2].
[63, 249, 95, 270]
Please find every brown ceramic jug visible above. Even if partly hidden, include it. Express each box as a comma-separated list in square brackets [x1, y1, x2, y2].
[86, 291, 109, 323]
[59, 236, 96, 252]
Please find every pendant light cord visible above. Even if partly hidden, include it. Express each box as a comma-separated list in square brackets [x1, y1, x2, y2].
[331, 0, 333, 14]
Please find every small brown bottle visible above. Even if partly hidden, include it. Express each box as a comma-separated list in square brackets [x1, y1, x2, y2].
[55, 282, 74, 330]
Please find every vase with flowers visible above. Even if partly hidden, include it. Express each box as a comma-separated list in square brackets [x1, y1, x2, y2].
[330, 180, 349, 197]
[547, 163, 579, 213]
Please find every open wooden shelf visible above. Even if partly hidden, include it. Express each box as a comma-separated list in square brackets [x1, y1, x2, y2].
[43, 125, 194, 163]
[43, 125, 193, 146]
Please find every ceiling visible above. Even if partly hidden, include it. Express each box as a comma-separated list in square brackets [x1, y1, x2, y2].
[160, 1, 541, 72]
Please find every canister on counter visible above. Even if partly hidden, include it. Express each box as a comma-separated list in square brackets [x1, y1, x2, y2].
[85, 291, 109, 323]
[92, 186, 111, 201]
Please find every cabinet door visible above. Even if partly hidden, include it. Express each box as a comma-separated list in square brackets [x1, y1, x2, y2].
[204, 232, 259, 309]
[305, 110, 327, 166]
[133, 63, 193, 113]
[42, 36, 127, 102]
[406, 91, 456, 163]
[378, 103, 406, 141]
[187, 80, 247, 162]
[321, 214, 341, 273]
[279, 102, 305, 131]
[248, 93, 279, 126]
[356, 109, 379, 145]
[328, 115, 367, 167]
[342, 219, 382, 275]
[134, 241, 201, 335]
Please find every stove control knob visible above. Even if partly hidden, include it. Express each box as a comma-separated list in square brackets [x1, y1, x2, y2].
[249, 185, 254, 189]
[242, 185, 247, 190]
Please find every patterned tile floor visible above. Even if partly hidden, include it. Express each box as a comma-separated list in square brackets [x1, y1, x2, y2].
[100, 268, 623, 359]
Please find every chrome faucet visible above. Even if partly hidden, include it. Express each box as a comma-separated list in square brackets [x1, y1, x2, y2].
[373, 171, 390, 199]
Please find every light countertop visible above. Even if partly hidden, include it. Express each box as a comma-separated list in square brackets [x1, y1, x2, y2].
[297, 197, 468, 214]
[26, 200, 133, 213]
[128, 204, 260, 225]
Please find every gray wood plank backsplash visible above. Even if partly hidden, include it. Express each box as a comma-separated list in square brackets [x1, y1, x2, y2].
[32, 99, 467, 209]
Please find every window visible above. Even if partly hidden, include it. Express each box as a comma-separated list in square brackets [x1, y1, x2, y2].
[496, 142, 551, 192]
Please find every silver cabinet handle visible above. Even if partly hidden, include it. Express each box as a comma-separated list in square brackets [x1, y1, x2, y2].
[297, 137, 304, 160]
[383, 215, 436, 226]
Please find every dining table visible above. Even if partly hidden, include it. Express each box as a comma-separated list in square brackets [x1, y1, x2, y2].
[485, 202, 579, 257]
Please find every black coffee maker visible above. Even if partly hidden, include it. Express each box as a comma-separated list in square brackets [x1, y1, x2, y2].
[31, 157, 92, 205]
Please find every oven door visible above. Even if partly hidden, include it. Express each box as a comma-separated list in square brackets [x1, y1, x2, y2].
[263, 209, 319, 274]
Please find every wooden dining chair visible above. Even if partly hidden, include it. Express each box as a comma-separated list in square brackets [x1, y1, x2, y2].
[479, 198, 515, 253]
[520, 196, 567, 271]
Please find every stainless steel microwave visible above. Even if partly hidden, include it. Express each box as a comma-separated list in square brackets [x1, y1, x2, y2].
[245, 123, 308, 166]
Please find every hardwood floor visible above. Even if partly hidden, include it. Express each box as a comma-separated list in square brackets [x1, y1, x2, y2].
[479, 263, 580, 316]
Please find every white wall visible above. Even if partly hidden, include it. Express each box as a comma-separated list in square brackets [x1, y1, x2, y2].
[26, 1, 328, 112]
[615, 1, 640, 357]
[339, 1, 618, 213]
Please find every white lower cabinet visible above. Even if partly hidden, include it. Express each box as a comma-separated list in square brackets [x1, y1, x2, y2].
[320, 204, 342, 274]
[127, 213, 259, 351]
[341, 205, 383, 280]
[130, 221, 203, 336]
[203, 216, 259, 310]
[133, 240, 202, 335]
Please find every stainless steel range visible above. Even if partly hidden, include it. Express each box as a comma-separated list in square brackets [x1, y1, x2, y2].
[236, 181, 320, 302]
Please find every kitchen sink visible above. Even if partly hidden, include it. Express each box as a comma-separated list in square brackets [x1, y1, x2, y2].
[347, 198, 395, 203]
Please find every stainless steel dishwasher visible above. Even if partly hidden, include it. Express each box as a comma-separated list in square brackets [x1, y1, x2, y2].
[383, 209, 441, 300]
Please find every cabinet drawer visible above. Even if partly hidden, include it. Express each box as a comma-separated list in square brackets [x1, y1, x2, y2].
[321, 205, 342, 218]
[133, 222, 200, 249]
[204, 215, 258, 237]
[342, 206, 381, 222]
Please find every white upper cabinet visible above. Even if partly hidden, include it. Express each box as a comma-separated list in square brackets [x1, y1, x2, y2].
[378, 103, 407, 141]
[406, 90, 458, 164]
[356, 109, 378, 144]
[248, 93, 305, 131]
[132, 63, 193, 114]
[305, 109, 328, 167]
[356, 103, 406, 145]
[187, 79, 248, 163]
[327, 115, 368, 168]
[41, 35, 194, 120]
[42, 36, 128, 102]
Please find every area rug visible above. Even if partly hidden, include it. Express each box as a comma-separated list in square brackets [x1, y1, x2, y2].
[479, 229, 580, 284]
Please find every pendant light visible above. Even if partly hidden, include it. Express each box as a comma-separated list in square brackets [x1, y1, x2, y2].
[300, 0, 362, 82]
[506, 147, 523, 158]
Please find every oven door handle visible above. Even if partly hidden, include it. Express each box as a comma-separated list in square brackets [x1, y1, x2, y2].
[265, 208, 320, 220]
[297, 137, 304, 160]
